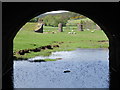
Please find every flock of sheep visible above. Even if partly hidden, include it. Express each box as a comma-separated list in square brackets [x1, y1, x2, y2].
[43, 29, 95, 34]
[67, 30, 95, 34]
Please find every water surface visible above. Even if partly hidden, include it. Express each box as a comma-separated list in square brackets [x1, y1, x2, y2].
[14, 48, 109, 88]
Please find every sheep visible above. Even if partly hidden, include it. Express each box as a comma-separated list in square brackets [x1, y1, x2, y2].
[91, 30, 95, 33]
[68, 32, 72, 34]
[73, 32, 76, 34]
[68, 32, 76, 34]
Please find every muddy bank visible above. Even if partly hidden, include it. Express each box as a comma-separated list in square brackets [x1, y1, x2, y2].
[13, 44, 60, 60]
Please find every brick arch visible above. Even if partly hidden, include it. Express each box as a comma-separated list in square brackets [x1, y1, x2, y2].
[2, 2, 119, 89]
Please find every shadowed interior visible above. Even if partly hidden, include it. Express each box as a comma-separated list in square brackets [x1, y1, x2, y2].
[2, 2, 119, 89]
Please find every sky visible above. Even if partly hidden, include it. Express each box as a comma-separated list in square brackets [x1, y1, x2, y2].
[44, 10, 69, 14]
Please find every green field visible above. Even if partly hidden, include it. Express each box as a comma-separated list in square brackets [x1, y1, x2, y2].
[13, 22, 109, 60]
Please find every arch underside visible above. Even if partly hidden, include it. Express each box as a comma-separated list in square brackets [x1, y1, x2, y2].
[2, 2, 120, 89]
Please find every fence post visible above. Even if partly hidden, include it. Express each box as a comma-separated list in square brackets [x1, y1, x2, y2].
[77, 23, 83, 31]
[58, 23, 63, 32]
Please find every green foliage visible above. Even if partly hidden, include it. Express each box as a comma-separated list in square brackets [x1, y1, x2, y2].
[38, 11, 84, 27]
[42, 14, 68, 27]
[66, 18, 100, 30]
[29, 17, 39, 22]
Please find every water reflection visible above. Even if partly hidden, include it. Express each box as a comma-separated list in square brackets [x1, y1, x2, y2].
[14, 48, 109, 88]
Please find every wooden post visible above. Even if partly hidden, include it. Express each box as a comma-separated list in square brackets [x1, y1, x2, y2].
[58, 23, 63, 32]
[77, 23, 83, 31]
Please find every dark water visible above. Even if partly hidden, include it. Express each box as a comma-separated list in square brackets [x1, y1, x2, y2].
[14, 48, 109, 88]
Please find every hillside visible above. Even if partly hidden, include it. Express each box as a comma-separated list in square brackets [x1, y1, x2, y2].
[29, 11, 86, 25]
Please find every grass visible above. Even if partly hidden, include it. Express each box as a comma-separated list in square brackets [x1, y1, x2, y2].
[13, 22, 109, 60]
[44, 59, 56, 61]
[29, 59, 56, 62]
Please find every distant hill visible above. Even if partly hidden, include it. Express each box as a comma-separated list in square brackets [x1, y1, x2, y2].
[37, 11, 85, 19]
[37, 12, 69, 18]
[29, 11, 86, 24]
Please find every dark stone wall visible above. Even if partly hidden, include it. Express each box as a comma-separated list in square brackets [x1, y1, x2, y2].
[2, 39, 13, 88]
[2, 2, 119, 89]
[109, 35, 120, 88]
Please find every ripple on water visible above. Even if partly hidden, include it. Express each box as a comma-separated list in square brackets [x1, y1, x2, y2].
[14, 48, 109, 88]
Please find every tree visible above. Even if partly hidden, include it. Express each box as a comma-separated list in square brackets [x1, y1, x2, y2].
[37, 11, 86, 27]
[29, 17, 39, 22]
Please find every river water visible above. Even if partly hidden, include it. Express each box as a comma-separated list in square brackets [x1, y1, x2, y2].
[14, 48, 109, 88]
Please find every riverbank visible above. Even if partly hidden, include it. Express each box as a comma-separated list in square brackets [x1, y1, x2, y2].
[13, 23, 109, 60]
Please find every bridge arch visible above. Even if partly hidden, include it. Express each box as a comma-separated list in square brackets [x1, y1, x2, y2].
[2, 2, 119, 89]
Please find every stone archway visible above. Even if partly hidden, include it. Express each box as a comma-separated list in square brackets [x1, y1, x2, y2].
[2, 2, 119, 89]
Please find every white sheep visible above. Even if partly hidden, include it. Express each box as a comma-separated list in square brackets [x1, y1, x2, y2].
[73, 32, 76, 34]
[68, 32, 76, 34]
[68, 32, 71, 34]
[91, 30, 95, 33]
[71, 30, 74, 32]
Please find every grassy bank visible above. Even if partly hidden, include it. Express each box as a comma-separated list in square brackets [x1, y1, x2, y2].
[13, 22, 109, 60]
